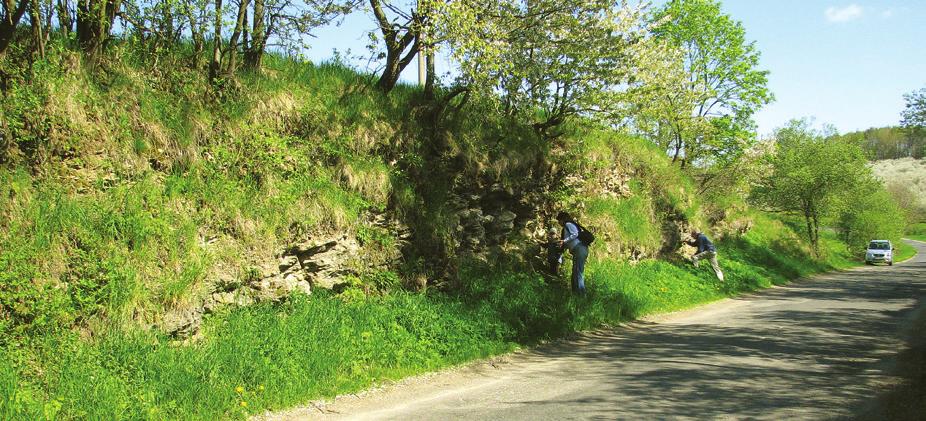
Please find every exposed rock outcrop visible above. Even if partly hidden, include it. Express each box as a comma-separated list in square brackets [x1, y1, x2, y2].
[162, 212, 408, 339]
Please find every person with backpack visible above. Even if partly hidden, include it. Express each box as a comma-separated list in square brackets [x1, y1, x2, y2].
[686, 228, 725, 281]
[557, 211, 592, 294]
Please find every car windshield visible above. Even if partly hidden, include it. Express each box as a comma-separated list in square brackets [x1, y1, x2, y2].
[868, 242, 891, 250]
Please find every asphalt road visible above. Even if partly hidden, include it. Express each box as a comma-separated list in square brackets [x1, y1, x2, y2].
[263, 240, 926, 421]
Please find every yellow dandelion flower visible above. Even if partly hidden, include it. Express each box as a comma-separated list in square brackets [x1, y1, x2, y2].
[258, 385, 265, 391]
[240, 401, 248, 407]
[235, 386, 244, 394]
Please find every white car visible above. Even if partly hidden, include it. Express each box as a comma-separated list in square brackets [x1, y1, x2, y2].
[865, 240, 894, 266]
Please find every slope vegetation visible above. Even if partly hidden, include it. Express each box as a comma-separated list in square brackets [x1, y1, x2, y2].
[0, 50, 856, 419]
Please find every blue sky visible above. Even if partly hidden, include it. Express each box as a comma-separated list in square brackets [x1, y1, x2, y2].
[303, 1, 926, 137]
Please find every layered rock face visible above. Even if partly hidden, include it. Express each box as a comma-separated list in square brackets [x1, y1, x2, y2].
[163, 213, 408, 338]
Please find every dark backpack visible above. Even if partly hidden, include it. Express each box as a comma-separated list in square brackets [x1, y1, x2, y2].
[576, 222, 595, 246]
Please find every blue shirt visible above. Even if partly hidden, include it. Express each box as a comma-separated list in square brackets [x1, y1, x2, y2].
[696, 233, 716, 253]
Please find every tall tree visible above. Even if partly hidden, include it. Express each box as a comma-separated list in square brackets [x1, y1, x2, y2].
[442, 0, 661, 138]
[181, 0, 209, 68]
[368, 0, 421, 93]
[901, 88, 926, 158]
[28, 0, 46, 58]
[208, 0, 222, 80]
[242, 0, 355, 71]
[76, 0, 122, 60]
[0, 0, 30, 58]
[57, 0, 73, 35]
[751, 119, 871, 255]
[641, 0, 771, 167]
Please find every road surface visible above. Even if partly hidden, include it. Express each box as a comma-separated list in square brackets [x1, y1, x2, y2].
[263, 240, 926, 420]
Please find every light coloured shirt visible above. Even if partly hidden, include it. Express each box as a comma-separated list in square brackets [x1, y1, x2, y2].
[562, 222, 581, 250]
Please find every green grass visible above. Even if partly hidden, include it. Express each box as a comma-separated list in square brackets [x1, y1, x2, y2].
[895, 241, 918, 262]
[907, 222, 926, 243]
[0, 211, 852, 420]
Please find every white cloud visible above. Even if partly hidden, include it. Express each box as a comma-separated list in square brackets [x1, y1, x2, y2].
[825, 4, 864, 22]
[881, 8, 895, 18]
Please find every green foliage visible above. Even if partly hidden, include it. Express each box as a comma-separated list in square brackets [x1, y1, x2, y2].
[752, 119, 873, 254]
[836, 187, 906, 254]
[442, 0, 662, 135]
[907, 223, 926, 242]
[0, 27, 900, 421]
[635, 0, 771, 166]
[832, 126, 916, 160]
[901, 88, 926, 158]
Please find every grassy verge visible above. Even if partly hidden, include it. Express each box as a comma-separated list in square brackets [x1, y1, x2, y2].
[0, 214, 853, 420]
[895, 241, 918, 262]
[907, 223, 926, 243]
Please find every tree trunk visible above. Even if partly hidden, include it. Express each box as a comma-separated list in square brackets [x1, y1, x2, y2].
[0, 0, 30, 58]
[376, 36, 418, 93]
[185, 2, 204, 68]
[208, 0, 222, 81]
[812, 212, 820, 256]
[44, 0, 51, 44]
[223, 0, 249, 76]
[423, 49, 435, 99]
[242, 0, 264, 70]
[76, 0, 121, 61]
[671, 133, 683, 163]
[370, 0, 418, 94]
[803, 213, 816, 256]
[29, 0, 45, 58]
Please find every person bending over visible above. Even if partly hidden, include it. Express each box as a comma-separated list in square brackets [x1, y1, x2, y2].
[557, 212, 589, 294]
[686, 229, 724, 281]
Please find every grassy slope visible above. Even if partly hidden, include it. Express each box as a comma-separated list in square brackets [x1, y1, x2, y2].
[0, 48, 873, 419]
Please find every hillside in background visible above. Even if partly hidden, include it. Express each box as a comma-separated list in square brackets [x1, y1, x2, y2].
[833, 126, 925, 161]
[870, 158, 926, 217]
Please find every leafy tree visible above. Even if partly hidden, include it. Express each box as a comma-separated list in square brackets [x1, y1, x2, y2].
[637, 0, 771, 167]
[885, 181, 925, 223]
[242, 0, 355, 71]
[831, 126, 912, 160]
[901, 88, 926, 158]
[836, 186, 905, 254]
[442, 0, 661, 138]
[367, 0, 424, 93]
[751, 119, 871, 255]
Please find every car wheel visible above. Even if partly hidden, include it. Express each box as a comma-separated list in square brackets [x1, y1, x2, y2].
[889, 260, 893, 266]
[865, 261, 871, 265]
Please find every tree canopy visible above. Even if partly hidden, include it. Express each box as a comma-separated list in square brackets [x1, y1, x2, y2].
[901, 88, 926, 158]
[438, 0, 663, 138]
[633, 0, 771, 167]
[751, 119, 872, 254]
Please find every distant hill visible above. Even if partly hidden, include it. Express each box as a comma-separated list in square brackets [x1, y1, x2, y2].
[833, 127, 924, 160]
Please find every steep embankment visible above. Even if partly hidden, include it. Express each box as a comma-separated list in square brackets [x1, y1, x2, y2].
[1, 51, 856, 419]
